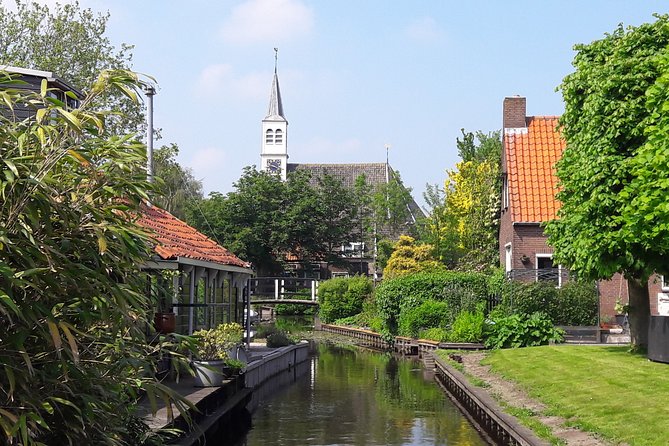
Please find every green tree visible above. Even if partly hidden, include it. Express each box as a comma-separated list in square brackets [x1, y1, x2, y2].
[419, 130, 501, 271]
[372, 169, 416, 236]
[443, 159, 500, 271]
[189, 167, 287, 276]
[0, 69, 185, 444]
[153, 143, 203, 220]
[313, 174, 358, 268]
[0, 0, 142, 133]
[383, 235, 445, 279]
[456, 128, 502, 163]
[544, 15, 669, 349]
[188, 168, 357, 276]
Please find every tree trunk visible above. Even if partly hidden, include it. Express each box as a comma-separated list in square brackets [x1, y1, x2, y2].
[628, 276, 650, 350]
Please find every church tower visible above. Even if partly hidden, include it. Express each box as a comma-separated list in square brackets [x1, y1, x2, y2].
[261, 50, 288, 181]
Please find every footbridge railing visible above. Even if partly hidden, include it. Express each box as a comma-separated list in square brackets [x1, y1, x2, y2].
[246, 277, 319, 305]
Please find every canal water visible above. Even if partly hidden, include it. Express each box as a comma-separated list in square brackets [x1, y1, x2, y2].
[226, 342, 488, 446]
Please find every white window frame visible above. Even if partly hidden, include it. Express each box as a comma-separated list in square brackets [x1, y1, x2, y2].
[661, 275, 669, 292]
[504, 243, 512, 273]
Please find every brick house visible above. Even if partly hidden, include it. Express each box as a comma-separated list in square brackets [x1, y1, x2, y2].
[498, 96, 567, 285]
[498, 96, 669, 320]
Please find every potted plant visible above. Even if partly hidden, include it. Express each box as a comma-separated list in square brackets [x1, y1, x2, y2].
[223, 358, 245, 377]
[191, 327, 227, 387]
[614, 298, 629, 327]
[154, 270, 180, 334]
[191, 323, 245, 386]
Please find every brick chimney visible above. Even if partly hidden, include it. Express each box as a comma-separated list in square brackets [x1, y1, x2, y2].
[503, 96, 527, 129]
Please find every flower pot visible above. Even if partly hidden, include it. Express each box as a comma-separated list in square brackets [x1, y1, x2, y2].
[192, 359, 225, 387]
[154, 312, 176, 334]
[614, 314, 626, 327]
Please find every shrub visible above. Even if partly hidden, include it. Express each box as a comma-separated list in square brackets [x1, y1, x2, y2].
[448, 303, 485, 342]
[275, 289, 318, 316]
[318, 276, 373, 323]
[419, 327, 450, 342]
[266, 330, 295, 348]
[376, 271, 490, 336]
[398, 300, 450, 337]
[484, 312, 565, 349]
[506, 281, 558, 317]
[502, 280, 598, 326]
[554, 281, 598, 326]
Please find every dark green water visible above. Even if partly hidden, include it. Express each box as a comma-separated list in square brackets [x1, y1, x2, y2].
[231, 343, 487, 446]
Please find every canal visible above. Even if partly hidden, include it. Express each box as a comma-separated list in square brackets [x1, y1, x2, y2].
[225, 342, 488, 445]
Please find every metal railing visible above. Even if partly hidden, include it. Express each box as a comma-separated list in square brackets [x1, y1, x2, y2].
[247, 277, 319, 302]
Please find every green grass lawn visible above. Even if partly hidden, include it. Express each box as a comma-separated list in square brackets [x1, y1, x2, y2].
[483, 345, 669, 446]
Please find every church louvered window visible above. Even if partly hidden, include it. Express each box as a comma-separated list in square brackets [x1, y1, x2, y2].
[275, 129, 283, 144]
[265, 129, 274, 144]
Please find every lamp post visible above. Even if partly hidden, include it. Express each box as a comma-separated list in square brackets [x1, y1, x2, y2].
[144, 84, 156, 183]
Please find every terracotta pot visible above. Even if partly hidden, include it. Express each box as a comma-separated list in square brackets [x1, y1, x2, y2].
[154, 312, 176, 334]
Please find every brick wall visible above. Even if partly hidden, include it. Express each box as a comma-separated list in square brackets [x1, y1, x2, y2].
[598, 273, 628, 321]
[512, 224, 552, 272]
[503, 96, 527, 129]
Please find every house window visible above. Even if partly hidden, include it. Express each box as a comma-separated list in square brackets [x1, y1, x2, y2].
[502, 174, 509, 210]
[341, 242, 365, 257]
[505, 243, 512, 273]
[275, 129, 283, 144]
[265, 129, 274, 144]
[661, 275, 669, 292]
[536, 254, 561, 286]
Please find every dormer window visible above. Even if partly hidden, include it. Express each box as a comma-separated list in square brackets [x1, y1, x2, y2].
[265, 129, 274, 144]
[275, 129, 283, 144]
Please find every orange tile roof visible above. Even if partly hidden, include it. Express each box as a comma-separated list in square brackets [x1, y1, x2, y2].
[504, 116, 565, 223]
[137, 204, 250, 269]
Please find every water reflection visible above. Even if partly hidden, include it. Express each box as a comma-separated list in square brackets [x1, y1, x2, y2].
[228, 343, 486, 446]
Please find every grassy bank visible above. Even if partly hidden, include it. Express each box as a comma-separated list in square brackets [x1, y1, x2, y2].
[483, 345, 669, 445]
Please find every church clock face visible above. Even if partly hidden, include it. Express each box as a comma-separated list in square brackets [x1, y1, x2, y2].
[267, 158, 281, 174]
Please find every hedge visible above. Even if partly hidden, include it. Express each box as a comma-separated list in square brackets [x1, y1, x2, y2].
[318, 276, 373, 323]
[503, 280, 598, 326]
[376, 271, 490, 336]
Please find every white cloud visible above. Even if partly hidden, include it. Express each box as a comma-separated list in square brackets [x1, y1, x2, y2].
[404, 16, 444, 43]
[219, 0, 314, 45]
[194, 64, 267, 100]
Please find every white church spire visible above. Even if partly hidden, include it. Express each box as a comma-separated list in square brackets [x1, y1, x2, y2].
[265, 48, 286, 121]
[261, 48, 288, 180]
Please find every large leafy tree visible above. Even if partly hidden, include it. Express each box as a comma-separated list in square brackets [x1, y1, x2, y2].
[188, 168, 357, 276]
[0, 0, 142, 133]
[153, 143, 203, 220]
[0, 70, 184, 444]
[545, 15, 669, 349]
[419, 130, 501, 271]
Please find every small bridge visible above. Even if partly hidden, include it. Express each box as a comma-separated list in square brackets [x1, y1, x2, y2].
[246, 277, 319, 306]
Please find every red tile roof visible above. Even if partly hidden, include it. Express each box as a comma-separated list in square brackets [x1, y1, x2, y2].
[504, 116, 565, 223]
[137, 204, 250, 268]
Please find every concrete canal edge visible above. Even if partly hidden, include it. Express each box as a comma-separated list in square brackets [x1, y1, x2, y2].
[320, 324, 548, 446]
[433, 355, 549, 446]
[164, 341, 310, 445]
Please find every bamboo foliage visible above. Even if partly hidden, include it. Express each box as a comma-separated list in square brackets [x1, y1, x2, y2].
[0, 69, 188, 445]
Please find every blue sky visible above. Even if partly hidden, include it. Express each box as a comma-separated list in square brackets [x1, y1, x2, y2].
[36, 1, 669, 208]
